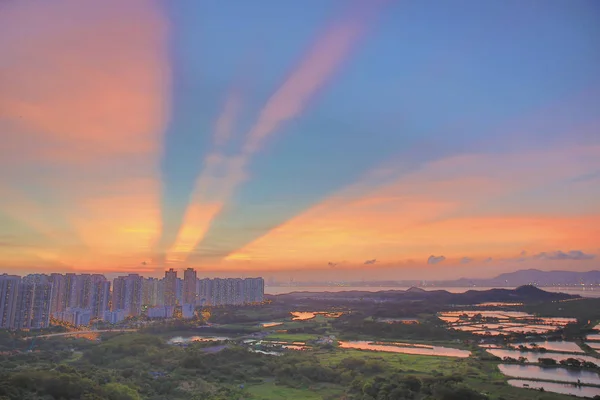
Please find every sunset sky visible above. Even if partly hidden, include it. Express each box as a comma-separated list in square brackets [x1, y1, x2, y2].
[1, 0, 599, 280]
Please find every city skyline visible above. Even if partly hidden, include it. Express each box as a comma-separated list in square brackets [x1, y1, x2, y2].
[1, 0, 599, 280]
[0, 270, 265, 329]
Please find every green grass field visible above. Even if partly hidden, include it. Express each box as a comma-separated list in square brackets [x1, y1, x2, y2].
[246, 350, 574, 400]
[314, 349, 572, 400]
[315, 348, 462, 372]
[247, 382, 342, 400]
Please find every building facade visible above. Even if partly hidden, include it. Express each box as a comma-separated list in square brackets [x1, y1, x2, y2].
[92, 280, 111, 319]
[183, 268, 197, 305]
[164, 268, 177, 306]
[112, 274, 143, 317]
[142, 277, 160, 307]
[0, 274, 21, 329]
[14, 281, 53, 329]
[2, 272, 265, 329]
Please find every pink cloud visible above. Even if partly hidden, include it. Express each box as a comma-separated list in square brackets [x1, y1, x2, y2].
[0, 0, 169, 165]
[0, 0, 170, 270]
[243, 6, 376, 154]
[224, 144, 600, 268]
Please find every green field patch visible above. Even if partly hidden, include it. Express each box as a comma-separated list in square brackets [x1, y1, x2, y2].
[247, 382, 342, 400]
[315, 348, 463, 373]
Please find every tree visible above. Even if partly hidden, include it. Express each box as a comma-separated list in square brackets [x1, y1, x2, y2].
[560, 358, 582, 368]
[400, 376, 422, 393]
[103, 383, 141, 400]
[538, 358, 557, 366]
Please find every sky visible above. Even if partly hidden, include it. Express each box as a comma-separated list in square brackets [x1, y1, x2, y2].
[1, 0, 599, 281]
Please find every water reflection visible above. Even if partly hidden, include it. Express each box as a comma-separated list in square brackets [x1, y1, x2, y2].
[451, 324, 562, 336]
[441, 310, 530, 319]
[283, 344, 308, 350]
[440, 311, 576, 324]
[338, 341, 470, 358]
[487, 349, 600, 364]
[290, 311, 343, 321]
[253, 340, 310, 351]
[440, 310, 576, 336]
[514, 341, 583, 353]
[500, 326, 558, 334]
[498, 364, 600, 385]
[376, 318, 419, 324]
[250, 349, 282, 356]
[168, 336, 230, 344]
[507, 379, 600, 398]
[260, 322, 283, 328]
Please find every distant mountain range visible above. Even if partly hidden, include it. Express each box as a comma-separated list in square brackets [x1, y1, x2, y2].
[271, 284, 578, 304]
[273, 269, 600, 289]
[437, 269, 600, 287]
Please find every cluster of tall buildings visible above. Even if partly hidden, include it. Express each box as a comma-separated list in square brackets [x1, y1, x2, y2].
[0, 274, 53, 330]
[0, 271, 264, 330]
[143, 269, 264, 316]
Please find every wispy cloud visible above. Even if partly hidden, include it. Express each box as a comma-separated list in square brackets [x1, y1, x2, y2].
[364, 259, 377, 265]
[241, 2, 381, 155]
[167, 1, 386, 264]
[532, 250, 595, 261]
[213, 89, 243, 149]
[427, 255, 446, 265]
[224, 144, 600, 270]
[460, 257, 473, 264]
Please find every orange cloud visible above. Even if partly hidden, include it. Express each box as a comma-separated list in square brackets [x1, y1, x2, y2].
[165, 154, 246, 263]
[0, 0, 170, 270]
[224, 145, 600, 269]
[167, 1, 386, 263]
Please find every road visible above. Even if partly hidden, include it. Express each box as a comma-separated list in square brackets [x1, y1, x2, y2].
[24, 329, 137, 339]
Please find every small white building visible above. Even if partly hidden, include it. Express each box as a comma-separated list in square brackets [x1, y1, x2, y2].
[181, 304, 195, 319]
[103, 309, 127, 324]
[55, 308, 92, 327]
[147, 305, 175, 319]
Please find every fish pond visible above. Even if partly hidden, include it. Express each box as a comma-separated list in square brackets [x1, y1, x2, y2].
[498, 364, 600, 385]
[440, 310, 576, 336]
[514, 341, 583, 353]
[290, 311, 343, 320]
[338, 341, 470, 358]
[487, 348, 600, 365]
[260, 322, 283, 328]
[507, 379, 600, 398]
[168, 336, 230, 345]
